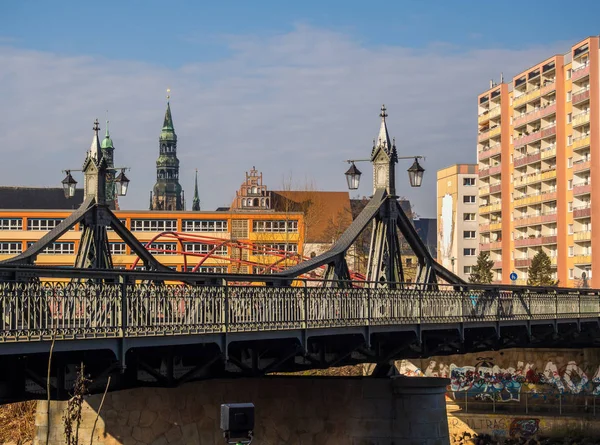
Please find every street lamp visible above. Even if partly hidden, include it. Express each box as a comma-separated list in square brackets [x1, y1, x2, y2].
[344, 155, 425, 191]
[114, 169, 130, 197]
[407, 157, 425, 188]
[344, 162, 362, 190]
[61, 170, 77, 199]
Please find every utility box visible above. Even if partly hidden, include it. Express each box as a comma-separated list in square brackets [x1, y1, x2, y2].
[220, 403, 255, 443]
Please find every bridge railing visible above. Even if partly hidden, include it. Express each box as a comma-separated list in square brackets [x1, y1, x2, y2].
[0, 267, 599, 342]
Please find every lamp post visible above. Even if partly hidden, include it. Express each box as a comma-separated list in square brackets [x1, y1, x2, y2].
[60, 119, 131, 269]
[340, 104, 433, 286]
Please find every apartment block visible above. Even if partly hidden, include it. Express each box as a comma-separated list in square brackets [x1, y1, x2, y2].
[437, 164, 479, 281]
[477, 36, 598, 286]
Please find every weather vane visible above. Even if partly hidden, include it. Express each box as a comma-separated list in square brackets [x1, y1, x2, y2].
[166, 88, 171, 101]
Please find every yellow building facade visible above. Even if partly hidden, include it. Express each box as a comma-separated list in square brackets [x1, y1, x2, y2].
[0, 209, 304, 274]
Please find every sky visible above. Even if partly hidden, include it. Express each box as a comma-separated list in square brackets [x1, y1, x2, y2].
[2, 1, 600, 217]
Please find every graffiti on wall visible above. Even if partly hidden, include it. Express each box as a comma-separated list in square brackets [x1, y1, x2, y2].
[398, 357, 600, 401]
[448, 416, 542, 439]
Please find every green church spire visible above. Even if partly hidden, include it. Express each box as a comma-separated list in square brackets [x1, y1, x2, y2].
[192, 169, 200, 211]
[101, 120, 114, 149]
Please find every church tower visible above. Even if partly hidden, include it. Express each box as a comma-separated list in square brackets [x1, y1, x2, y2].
[100, 120, 117, 208]
[150, 97, 184, 211]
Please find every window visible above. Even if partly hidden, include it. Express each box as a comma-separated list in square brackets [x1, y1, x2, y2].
[568, 135, 572, 145]
[0, 219, 22, 230]
[569, 246, 574, 257]
[0, 242, 22, 254]
[27, 242, 74, 254]
[148, 242, 178, 255]
[253, 220, 298, 233]
[464, 266, 473, 274]
[568, 157, 573, 168]
[405, 258, 413, 266]
[568, 202, 573, 212]
[131, 219, 177, 232]
[184, 243, 228, 256]
[568, 180, 573, 190]
[463, 195, 476, 204]
[567, 113, 572, 124]
[186, 266, 228, 273]
[110, 243, 126, 255]
[568, 224, 574, 234]
[567, 69, 572, 80]
[463, 248, 476, 256]
[181, 219, 228, 232]
[463, 213, 476, 221]
[569, 268, 574, 279]
[27, 219, 63, 231]
[463, 178, 476, 186]
[252, 243, 297, 255]
[463, 230, 476, 239]
[567, 91, 572, 102]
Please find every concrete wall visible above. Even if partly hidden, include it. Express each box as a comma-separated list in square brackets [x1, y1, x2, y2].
[448, 412, 600, 442]
[34, 376, 450, 445]
[396, 348, 600, 403]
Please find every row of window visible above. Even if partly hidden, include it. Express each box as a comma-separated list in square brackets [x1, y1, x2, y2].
[26, 242, 75, 255]
[252, 220, 298, 233]
[181, 220, 227, 232]
[252, 243, 298, 255]
[184, 243, 228, 256]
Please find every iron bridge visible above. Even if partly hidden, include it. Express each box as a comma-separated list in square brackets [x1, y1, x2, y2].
[0, 266, 598, 402]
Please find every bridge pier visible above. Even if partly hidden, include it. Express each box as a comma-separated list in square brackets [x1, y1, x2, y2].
[34, 376, 449, 444]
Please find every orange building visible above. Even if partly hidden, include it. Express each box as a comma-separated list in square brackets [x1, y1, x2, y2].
[477, 36, 598, 286]
[0, 189, 304, 274]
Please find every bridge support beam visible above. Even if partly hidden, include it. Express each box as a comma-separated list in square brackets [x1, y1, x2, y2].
[34, 376, 450, 444]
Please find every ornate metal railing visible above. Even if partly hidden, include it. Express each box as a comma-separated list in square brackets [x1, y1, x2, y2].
[0, 267, 599, 342]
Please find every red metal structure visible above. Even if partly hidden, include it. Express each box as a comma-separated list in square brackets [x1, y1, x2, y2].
[129, 231, 366, 281]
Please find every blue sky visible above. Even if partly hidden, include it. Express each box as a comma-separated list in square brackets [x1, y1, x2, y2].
[2, 1, 600, 216]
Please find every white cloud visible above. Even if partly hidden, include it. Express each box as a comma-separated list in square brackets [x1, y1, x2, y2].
[0, 26, 564, 216]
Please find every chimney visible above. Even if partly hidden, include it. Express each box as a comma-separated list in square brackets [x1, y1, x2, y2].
[500, 72, 504, 83]
[490, 79, 494, 88]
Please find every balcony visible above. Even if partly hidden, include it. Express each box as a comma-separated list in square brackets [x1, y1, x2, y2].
[489, 183, 502, 194]
[574, 231, 592, 242]
[573, 111, 590, 128]
[541, 235, 557, 245]
[490, 241, 502, 250]
[541, 146, 556, 160]
[541, 211, 557, 223]
[492, 261, 502, 269]
[514, 194, 542, 208]
[479, 242, 491, 251]
[478, 143, 502, 161]
[541, 191, 557, 202]
[573, 183, 592, 196]
[540, 102, 557, 119]
[479, 186, 490, 196]
[574, 254, 592, 265]
[479, 224, 490, 233]
[513, 88, 541, 108]
[573, 89, 590, 105]
[572, 64, 590, 82]
[490, 222, 502, 231]
[514, 215, 542, 227]
[478, 105, 501, 124]
[540, 81, 556, 96]
[514, 258, 531, 268]
[573, 206, 591, 219]
[541, 169, 557, 181]
[478, 126, 501, 142]
[514, 237, 542, 247]
[573, 160, 591, 173]
[479, 204, 491, 214]
[541, 124, 557, 139]
[572, 135, 591, 151]
[514, 151, 541, 168]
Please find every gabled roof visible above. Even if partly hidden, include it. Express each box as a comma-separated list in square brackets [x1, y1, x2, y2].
[0, 187, 84, 210]
[272, 191, 352, 243]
